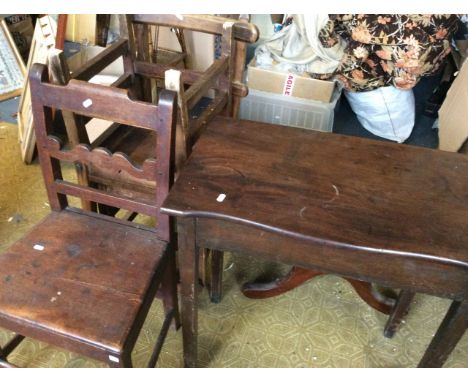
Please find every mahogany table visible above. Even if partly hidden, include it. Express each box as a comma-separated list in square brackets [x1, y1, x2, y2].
[161, 116, 468, 367]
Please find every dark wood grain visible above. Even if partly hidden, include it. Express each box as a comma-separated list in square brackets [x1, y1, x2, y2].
[0, 210, 168, 360]
[162, 116, 468, 367]
[163, 118, 468, 270]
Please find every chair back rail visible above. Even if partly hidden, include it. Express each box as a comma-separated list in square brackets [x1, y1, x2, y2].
[131, 14, 259, 43]
[31, 78, 162, 129]
[29, 63, 177, 241]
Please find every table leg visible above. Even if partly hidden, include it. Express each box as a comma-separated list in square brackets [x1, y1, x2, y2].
[418, 299, 467, 367]
[209, 250, 224, 303]
[384, 290, 415, 338]
[177, 218, 199, 368]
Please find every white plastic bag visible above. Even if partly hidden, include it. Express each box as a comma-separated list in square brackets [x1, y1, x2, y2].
[344, 86, 415, 143]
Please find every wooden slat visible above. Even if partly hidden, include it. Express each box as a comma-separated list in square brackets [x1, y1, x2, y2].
[46, 137, 158, 182]
[54, 180, 158, 216]
[30, 74, 162, 131]
[72, 39, 128, 81]
[133, 60, 248, 97]
[189, 93, 228, 144]
[48, 49, 91, 146]
[185, 57, 229, 110]
[110, 73, 133, 89]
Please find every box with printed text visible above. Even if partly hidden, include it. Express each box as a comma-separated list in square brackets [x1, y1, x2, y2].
[246, 59, 336, 103]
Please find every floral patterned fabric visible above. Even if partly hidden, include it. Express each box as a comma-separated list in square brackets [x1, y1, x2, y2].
[316, 14, 460, 92]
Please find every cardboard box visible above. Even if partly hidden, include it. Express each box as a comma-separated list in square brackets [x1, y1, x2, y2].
[438, 59, 468, 152]
[246, 59, 336, 103]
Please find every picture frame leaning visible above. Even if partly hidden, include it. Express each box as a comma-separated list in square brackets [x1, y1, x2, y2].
[17, 15, 57, 164]
[0, 18, 26, 102]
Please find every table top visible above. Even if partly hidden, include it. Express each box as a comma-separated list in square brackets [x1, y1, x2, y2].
[162, 116, 468, 268]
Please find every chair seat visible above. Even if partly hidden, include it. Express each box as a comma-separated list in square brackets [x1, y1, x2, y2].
[0, 209, 168, 359]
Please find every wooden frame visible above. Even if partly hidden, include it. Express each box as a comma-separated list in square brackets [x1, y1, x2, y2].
[17, 15, 57, 164]
[0, 19, 26, 101]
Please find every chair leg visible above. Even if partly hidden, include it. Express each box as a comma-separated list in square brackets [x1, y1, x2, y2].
[0, 334, 24, 368]
[161, 250, 181, 330]
[384, 290, 416, 338]
[146, 307, 175, 368]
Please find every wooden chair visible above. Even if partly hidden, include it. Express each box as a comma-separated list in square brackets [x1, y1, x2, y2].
[58, 15, 258, 294]
[59, 16, 257, 201]
[125, 14, 258, 170]
[0, 63, 179, 368]
[127, 15, 257, 294]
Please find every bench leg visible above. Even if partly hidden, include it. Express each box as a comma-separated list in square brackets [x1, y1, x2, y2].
[418, 299, 467, 367]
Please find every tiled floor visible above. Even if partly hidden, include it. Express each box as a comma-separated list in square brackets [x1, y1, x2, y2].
[0, 115, 467, 367]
